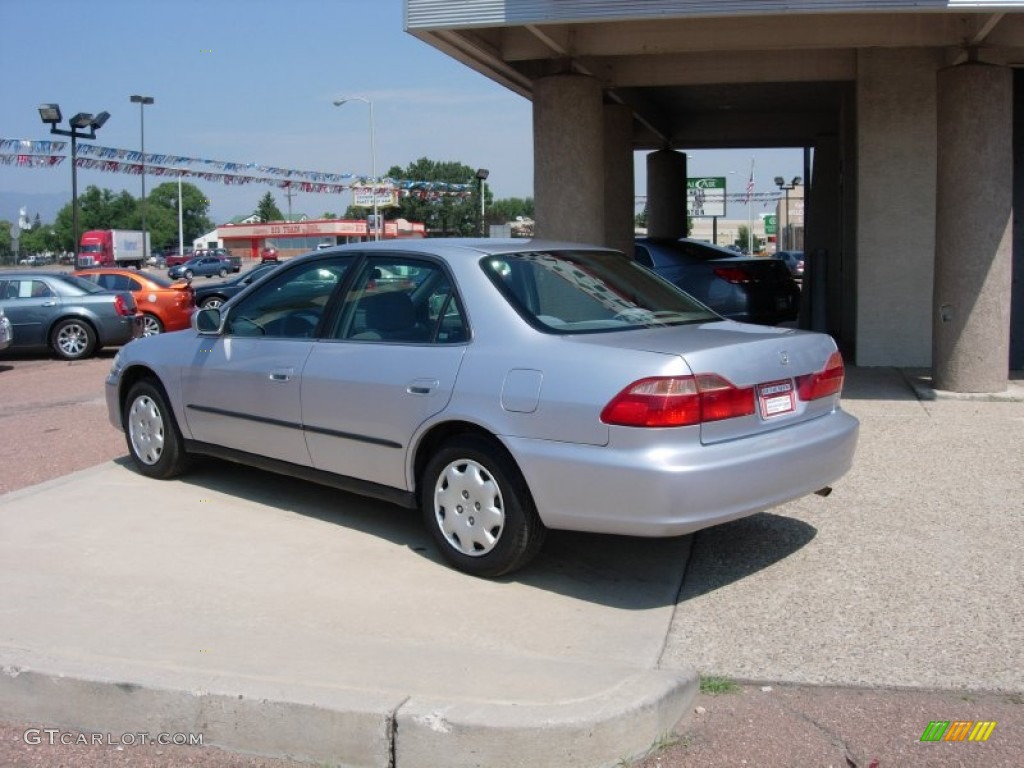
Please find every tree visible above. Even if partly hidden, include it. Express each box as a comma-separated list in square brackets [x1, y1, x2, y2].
[53, 186, 139, 251]
[255, 192, 284, 223]
[382, 158, 485, 237]
[486, 197, 533, 225]
[147, 182, 214, 250]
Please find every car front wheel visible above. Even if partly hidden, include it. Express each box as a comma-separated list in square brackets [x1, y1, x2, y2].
[123, 380, 190, 479]
[420, 435, 546, 578]
[51, 318, 96, 360]
[141, 313, 163, 336]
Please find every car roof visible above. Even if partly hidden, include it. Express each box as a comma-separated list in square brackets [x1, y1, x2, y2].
[310, 237, 622, 260]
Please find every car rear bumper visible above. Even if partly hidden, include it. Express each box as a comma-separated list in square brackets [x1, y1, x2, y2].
[98, 315, 144, 347]
[503, 408, 859, 537]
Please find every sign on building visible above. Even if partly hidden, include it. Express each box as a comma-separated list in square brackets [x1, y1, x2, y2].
[352, 186, 399, 208]
[687, 177, 726, 218]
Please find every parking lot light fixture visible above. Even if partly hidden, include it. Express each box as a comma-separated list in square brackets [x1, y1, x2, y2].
[333, 96, 379, 241]
[131, 95, 155, 260]
[476, 168, 490, 237]
[38, 102, 110, 262]
[774, 175, 802, 251]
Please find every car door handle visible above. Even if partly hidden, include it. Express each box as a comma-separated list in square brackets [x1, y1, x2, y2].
[42, 301, 56, 307]
[407, 378, 439, 396]
[269, 367, 294, 382]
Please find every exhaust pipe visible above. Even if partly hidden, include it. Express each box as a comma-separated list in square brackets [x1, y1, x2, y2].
[815, 487, 833, 497]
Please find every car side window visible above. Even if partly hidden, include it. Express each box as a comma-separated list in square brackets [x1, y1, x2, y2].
[28, 280, 53, 298]
[95, 274, 132, 292]
[333, 258, 466, 344]
[633, 246, 653, 268]
[225, 257, 351, 339]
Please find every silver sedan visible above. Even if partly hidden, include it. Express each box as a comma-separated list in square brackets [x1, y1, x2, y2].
[106, 239, 858, 577]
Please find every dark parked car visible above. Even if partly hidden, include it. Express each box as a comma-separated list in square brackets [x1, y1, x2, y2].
[191, 263, 281, 309]
[168, 255, 232, 281]
[0, 272, 142, 360]
[634, 238, 801, 325]
[195, 248, 241, 273]
[775, 250, 805, 279]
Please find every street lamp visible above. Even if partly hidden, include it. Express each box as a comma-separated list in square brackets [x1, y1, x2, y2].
[773, 176, 802, 251]
[333, 96, 379, 241]
[130, 95, 154, 259]
[38, 103, 110, 261]
[475, 168, 489, 237]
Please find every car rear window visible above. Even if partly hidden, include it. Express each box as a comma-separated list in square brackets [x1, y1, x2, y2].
[51, 275, 105, 295]
[482, 249, 718, 333]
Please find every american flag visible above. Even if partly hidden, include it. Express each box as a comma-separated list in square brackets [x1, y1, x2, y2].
[744, 172, 754, 204]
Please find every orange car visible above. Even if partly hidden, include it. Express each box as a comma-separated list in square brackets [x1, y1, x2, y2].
[73, 268, 194, 336]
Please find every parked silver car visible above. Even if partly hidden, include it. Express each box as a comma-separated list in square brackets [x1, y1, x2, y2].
[0, 272, 142, 360]
[106, 240, 858, 577]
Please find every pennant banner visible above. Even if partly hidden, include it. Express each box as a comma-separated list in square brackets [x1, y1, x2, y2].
[2, 138, 483, 198]
[0, 154, 66, 167]
[0, 138, 68, 153]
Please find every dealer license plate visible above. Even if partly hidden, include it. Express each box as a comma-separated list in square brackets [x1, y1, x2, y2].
[758, 379, 795, 418]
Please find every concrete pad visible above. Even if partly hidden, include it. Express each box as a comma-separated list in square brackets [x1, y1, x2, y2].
[660, 366, 1024, 691]
[0, 460, 697, 767]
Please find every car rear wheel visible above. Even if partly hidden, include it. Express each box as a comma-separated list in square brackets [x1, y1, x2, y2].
[51, 318, 97, 360]
[200, 296, 224, 309]
[421, 435, 546, 578]
[141, 313, 163, 336]
[218, 268, 227, 277]
[124, 380, 190, 479]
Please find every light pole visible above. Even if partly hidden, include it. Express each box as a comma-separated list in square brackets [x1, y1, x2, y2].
[130, 95, 154, 259]
[38, 103, 110, 261]
[773, 175, 802, 251]
[475, 168, 489, 237]
[333, 96, 379, 241]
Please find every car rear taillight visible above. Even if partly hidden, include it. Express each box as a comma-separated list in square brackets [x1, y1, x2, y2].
[114, 294, 134, 317]
[601, 374, 755, 427]
[712, 266, 755, 284]
[796, 351, 845, 401]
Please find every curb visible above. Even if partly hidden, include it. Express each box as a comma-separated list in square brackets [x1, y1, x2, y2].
[0, 656, 697, 767]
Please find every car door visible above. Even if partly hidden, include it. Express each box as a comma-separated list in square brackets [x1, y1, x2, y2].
[302, 256, 468, 489]
[0, 278, 59, 346]
[179, 256, 353, 466]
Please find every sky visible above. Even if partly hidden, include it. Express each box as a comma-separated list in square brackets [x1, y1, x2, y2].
[0, 0, 803, 228]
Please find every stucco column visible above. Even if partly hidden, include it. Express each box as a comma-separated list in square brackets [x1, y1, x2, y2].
[603, 103, 635, 256]
[933, 62, 1013, 392]
[646, 150, 688, 239]
[533, 74, 604, 243]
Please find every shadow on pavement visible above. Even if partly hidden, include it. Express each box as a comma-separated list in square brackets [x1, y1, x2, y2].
[677, 511, 817, 601]
[132, 455, 694, 610]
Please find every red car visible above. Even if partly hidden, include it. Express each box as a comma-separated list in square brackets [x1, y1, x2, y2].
[260, 247, 279, 263]
[74, 268, 194, 336]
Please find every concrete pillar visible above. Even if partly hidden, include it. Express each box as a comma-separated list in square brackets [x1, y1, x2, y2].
[933, 63, 1013, 392]
[533, 74, 604, 243]
[603, 103, 635, 256]
[646, 150, 688, 240]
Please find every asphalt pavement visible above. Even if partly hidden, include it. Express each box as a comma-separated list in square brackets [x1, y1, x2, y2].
[0, 363, 1021, 767]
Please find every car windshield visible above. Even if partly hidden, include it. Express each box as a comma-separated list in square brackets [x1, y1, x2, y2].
[482, 249, 718, 333]
[51, 275, 105, 295]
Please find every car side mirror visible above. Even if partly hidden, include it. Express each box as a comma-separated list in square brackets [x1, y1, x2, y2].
[193, 307, 224, 335]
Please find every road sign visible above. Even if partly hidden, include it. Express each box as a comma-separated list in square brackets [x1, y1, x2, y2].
[687, 177, 726, 218]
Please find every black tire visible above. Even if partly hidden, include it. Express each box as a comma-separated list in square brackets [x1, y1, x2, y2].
[420, 435, 546, 578]
[50, 318, 97, 360]
[200, 296, 225, 309]
[218, 267, 227, 278]
[141, 313, 164, 336]
[184, 269, 194, 280]
[122, 379, 191, 479]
